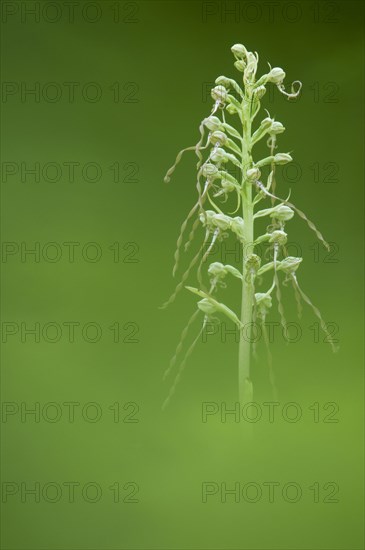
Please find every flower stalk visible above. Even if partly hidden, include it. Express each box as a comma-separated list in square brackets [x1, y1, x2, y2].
[239, 93, 254, 405]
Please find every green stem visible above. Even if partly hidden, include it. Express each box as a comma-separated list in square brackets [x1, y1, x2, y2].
[238, 94, 254, 405]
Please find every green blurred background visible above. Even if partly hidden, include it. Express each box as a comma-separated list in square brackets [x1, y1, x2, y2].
[0, 0, 363, 548]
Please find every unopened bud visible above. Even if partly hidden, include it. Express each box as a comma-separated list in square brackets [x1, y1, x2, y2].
[270, 121, 285, 135]
[234, 60, 246, 72]
[201, 163, 219, 179]
[244, 53, 258, 82]
[208, 261, 242, 282]
[274, 153, 293, 165]
[211, 85, 228, 102]
[267, 67, 286, 84]
[255, 292, 272, 311]
[280, 256, 302, 273]
[210, 131, 228, 146]
[210, 147, 229, 164]
[253, 85, 266, 99]
[208, 262, 226, 279]
[213, 213, 231, 230]
[246, 167, 261, 181]
[270, 205, 294, 221]
[226, 104, 238, 115]
[204, 116, 222, 132]
[231, 217, 245, 240]
[231, 44, 248, 60]
[217, 178, 236, 194]
[269, 230, 288, 245]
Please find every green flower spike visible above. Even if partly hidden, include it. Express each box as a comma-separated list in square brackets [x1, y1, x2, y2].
[162, 43, 335, 409]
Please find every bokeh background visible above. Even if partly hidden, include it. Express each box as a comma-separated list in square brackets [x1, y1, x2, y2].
[1, 0, 364, 548]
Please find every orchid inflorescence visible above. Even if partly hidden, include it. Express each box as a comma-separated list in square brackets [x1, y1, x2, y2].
[161, 43, 336, 410]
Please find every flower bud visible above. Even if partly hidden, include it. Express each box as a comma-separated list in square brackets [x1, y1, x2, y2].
[204, 116, 222, 132]
[246, 167, 261, 181]
[208, 262, 242, 281]
[274, 153, 293, 165]
[208, 262, 226, 279]
[215, 148, 241, 167]
[201, 163, 219, 179]
[280, 256, 302, 273]
[210, 147, 229, 164]
[226, 103, 238, 115]
[267, 67, 286, 84]
[255, 292, 272, 311]
[270, 121, 285, 135]
[269, 230, 288, 245]
[244, 52, 258, 82]
[270, 205, 294, 222]
[231, 217, 245, 240]
[253, 85, 266, 100]
[231, 44, 248, 60]
[213, 213, 231, 230]
[234, 60, 246, 72]
[210, 131, 228, 146]
[197, 298, 217, 315]
[220, 179, 236, 193]
[200, 210, 231, 231]
[211, 85, 228, 102]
